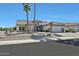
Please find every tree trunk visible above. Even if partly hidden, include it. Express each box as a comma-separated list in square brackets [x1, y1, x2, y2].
[26, 12, 29, 32]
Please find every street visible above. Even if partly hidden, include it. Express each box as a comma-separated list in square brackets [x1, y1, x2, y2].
[0, 40, 79, 56]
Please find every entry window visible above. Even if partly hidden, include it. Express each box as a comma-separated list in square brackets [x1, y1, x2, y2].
[19, 27, 25, 31]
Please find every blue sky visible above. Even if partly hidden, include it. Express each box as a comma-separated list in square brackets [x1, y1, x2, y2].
[0, 3, 79, 27]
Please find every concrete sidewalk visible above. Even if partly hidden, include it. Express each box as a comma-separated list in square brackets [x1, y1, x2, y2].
[0, 36, 79, 46]
[0, 39, 40, 45]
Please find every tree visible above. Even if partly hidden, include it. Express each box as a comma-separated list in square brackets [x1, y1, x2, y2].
[13, 27, 16, 31]
[23, 3, 30, 32]
[48, 22, 54, 33]
[0, 27, 2, 31]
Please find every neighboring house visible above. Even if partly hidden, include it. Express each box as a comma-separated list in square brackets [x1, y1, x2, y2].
[64, 23, 79, 32]
[52, 23, 79, 33]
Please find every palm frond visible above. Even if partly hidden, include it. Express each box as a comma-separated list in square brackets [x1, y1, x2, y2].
[23, 3, 30, 12]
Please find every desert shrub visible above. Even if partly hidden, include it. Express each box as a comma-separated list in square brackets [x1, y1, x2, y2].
[65, 30, 69, 32]
[46, 33, 51, 37]
[42, 30, 49, 32]
[65, 29, 76, 33]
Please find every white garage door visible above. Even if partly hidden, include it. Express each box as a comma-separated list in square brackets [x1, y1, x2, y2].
[52, 26, 64, 33]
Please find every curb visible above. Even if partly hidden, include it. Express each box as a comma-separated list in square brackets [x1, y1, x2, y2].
[50, 37, 79, 40]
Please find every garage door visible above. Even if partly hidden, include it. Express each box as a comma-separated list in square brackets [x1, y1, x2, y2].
[52, 26, 64, 33]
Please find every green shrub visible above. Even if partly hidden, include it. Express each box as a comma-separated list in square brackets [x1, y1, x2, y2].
[42, 30, 49, 32]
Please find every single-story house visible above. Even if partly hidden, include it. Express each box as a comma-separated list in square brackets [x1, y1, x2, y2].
[16, 20, 79, 33]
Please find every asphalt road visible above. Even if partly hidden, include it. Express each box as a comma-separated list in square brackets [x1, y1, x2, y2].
[0, 40, 79, 56]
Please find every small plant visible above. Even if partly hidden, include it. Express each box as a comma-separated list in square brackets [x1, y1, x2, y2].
[45, 30, 49, 32]
[46, 33, 51, 37]
[71, 30, 76, 33]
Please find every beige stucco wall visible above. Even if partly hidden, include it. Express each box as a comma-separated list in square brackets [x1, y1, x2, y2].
[43, 25, 50, 31]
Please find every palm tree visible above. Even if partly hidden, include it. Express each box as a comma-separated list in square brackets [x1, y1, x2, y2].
[34, 3, 36, 32]
[23, 3, 30, 32]
[48, 22, 54, 33]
